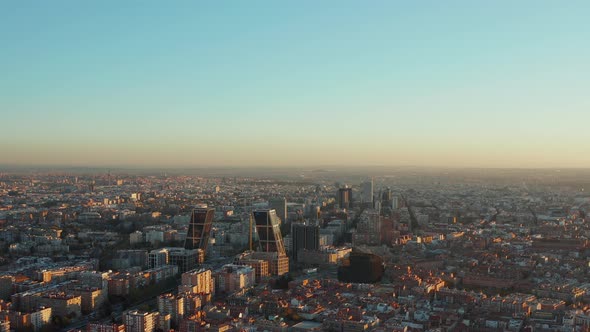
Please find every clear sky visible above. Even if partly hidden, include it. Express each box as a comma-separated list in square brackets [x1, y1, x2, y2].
[1, 1, 589, 168]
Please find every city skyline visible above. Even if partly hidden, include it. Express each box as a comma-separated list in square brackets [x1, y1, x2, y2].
[2, 1, 589, 168]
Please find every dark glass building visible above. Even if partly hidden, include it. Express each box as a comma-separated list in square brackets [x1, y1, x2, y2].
[338, 187, 353, 209]
[252, 209, 286, 256]
[184, 207, 215, 254]
[338, 252, 384, 283]
[291, 223, 320, 261]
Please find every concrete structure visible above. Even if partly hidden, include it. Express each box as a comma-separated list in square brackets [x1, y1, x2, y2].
[158, 293, 184, 325]
[148, 249, 169, 269]
[112, 250, 148, 270]
[214, 264, 255, 294]
[250, 252, 289, 276]
[124, 310, 157, 332]
[168, 248, 199, 273]
[70, 287, 106, 314]
[148, 247, 199, 273]
[87, 323, 125, 332]
[235, 258, 269, 283]
[78, 271, 109, 290]
[38, 292, 82, 318]
[1, 307, 52, 332]
[179, 269, 214, 298]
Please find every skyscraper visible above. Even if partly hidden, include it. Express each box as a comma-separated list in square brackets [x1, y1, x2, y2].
[249, 209, 289, 276]
[360, 179, 373, 207]
[269, 197, 287, 222]
[252, 209, 286, 256]
[381, 188, 392, 207]
[291, 222, 320, 261]
[184, 207, 215, 255]
[337, 186, 353, 209]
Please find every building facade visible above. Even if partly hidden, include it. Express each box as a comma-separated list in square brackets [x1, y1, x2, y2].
[184, 207, 215, 255]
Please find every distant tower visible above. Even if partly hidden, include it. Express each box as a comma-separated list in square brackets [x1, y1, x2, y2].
[184, 207, 215, 255]
[391, 195, 400, 210]
[360, 179, 374, 207]
[269, 197, 287, 222]
[252, 209, 286, 256]
[382, 187, 392, 206]
[337, 186, 353, 209]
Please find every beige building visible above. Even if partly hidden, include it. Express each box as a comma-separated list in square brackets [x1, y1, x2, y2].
[236, 258, 269, 283]
[0, 319, 8, 332]
[1, 307, 52, 332]
[70, 287, 106, 314]
[38, 292, 82, 318]
[179, 269, 214, 296]
[157, 293, 184, 324]
[214, 264, 255, 294]
[124, 310, 156, 332]
[251, 252, 289, 276]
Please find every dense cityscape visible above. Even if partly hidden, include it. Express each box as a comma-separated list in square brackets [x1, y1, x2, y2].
[0, 168, 589, 331]
[3, 1, 588, 331]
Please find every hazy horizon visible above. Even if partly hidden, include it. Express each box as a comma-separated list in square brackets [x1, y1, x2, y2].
[2, 1, 589, 168]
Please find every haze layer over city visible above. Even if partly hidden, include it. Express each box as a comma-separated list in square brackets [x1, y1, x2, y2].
[2, 1, 590, 332]
[2, 1, 590, 168]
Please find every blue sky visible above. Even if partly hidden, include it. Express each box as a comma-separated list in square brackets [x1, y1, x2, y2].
[1, 1, 589, 167]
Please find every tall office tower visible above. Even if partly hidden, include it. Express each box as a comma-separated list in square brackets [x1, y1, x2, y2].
[360, 179, 374, 207]
[391, 195, 400, 209]
[184, 207, 215, 255]
[252, 209, 286, 255]
[291, 222, 320, 261]
[250, 209, 289, 276]
[337, 186, 353, 209]
[269, 197, 287, 223]
[381, 187, 392, 206]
